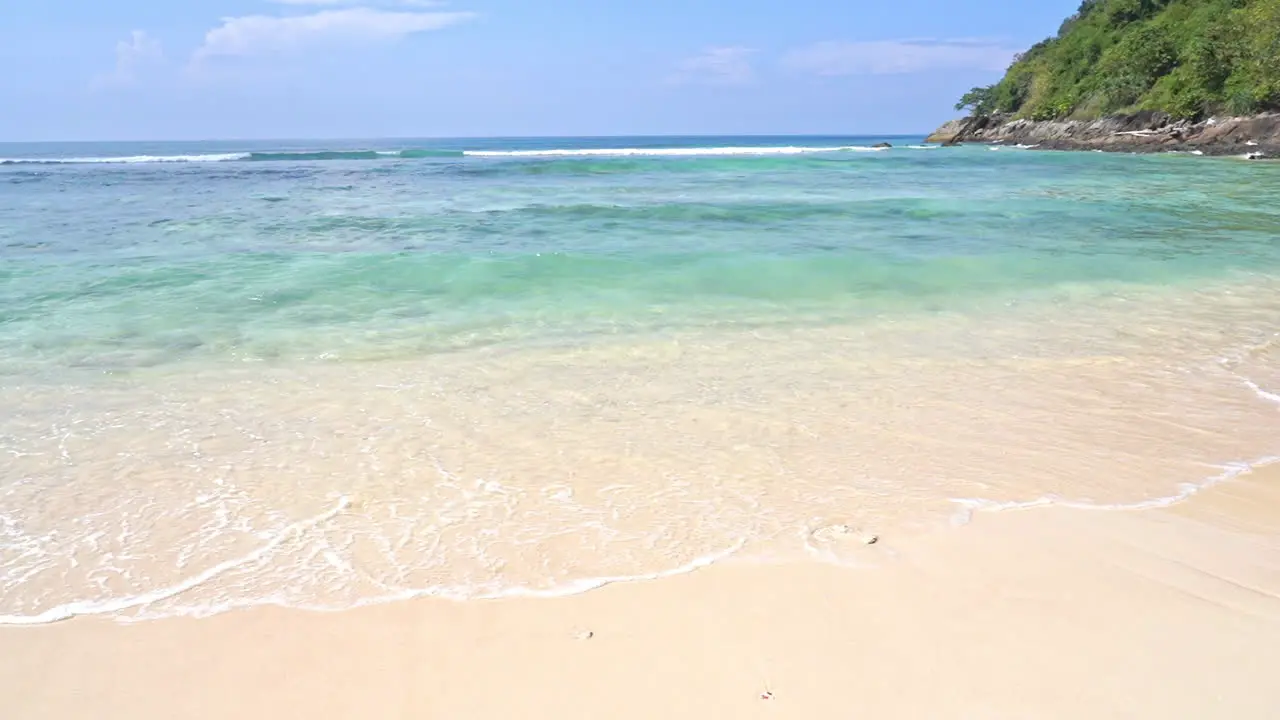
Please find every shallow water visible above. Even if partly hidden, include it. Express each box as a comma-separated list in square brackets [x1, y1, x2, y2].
[2, 137, 1279, 622]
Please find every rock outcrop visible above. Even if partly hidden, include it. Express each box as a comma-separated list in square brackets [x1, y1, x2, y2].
[926, 112, 1280, 157]
[925, 118, 974, 146]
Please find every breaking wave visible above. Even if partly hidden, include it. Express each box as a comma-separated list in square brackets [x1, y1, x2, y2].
[0, 153, 250, 165]
[0, 144, 921, 165]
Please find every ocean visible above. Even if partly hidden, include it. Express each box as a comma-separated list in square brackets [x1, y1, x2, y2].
[2, 136, 1279, 623]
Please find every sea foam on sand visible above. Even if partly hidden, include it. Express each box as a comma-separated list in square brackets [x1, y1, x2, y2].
[3, 464, 1279, 720]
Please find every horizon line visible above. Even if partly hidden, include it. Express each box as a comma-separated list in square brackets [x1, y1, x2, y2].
[0, 131, 937, 145]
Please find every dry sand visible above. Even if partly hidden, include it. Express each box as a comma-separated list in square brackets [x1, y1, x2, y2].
[3, 466, 1279, 719]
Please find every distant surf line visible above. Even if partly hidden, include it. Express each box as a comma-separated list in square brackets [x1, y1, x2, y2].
[0, 144, 927, 165]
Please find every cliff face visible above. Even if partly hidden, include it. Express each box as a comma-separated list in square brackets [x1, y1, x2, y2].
[926, 112, 1280, 157]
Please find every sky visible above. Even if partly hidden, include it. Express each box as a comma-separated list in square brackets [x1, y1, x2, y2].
[0, 0, 1082, 140]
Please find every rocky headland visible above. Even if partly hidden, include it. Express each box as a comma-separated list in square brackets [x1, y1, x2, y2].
[927, 111, 1280, 157]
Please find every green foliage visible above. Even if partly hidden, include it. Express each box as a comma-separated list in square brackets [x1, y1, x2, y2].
[955, 86, 996, 115]
[1145, 68, 1209, 117]
[1243, 0, 1280, 104]
[957, 0, 1280, 120]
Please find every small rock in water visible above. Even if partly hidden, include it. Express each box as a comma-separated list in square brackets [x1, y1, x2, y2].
[872, 142, 893, 149]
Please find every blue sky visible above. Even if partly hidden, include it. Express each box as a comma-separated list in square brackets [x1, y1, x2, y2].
[0, 1, 1080, 140]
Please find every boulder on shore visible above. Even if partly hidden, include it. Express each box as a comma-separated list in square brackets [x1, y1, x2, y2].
[924, 119, 969, 145]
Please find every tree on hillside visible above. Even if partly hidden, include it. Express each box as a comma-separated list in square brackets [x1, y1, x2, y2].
[955, 86, 997, 116]
[957, 0, 1280, 120]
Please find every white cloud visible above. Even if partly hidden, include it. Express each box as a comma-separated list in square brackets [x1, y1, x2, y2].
[670, 47, 757, 86]
[193, 7, 475, 60]
[782, 39, 1018, 76]
[93, 30, 164, 88]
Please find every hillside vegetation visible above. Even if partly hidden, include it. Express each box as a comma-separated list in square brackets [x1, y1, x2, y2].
[957, 0, 1280, 120]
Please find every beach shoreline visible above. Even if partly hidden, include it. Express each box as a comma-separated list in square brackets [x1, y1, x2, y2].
[4, 464, 1278, 719]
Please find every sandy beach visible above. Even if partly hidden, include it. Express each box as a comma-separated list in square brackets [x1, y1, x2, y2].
[5, 463, 1278, 719]
[7, 0, 1280, 715]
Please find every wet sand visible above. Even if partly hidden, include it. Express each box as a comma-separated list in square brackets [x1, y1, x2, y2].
[4, 464, 1278, 719]
[6, 285, 1280, 619]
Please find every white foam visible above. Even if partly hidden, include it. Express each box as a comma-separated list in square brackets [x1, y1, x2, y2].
[0, 495, 350, 626]
[125, 536, 750, 623]
[949, 456, 1280, 526]
[415, 535, 747, 602]
[9, 451, 1278, 624]
[463, 146, 886, 158]
[0, 153, 248, 165]
[1217, 349, 1280, 406]
[1245, 379, 1280, 406]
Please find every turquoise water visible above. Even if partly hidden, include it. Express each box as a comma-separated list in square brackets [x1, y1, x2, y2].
[4, 137, 1279, 375]
[3, 137, 1280, 623]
